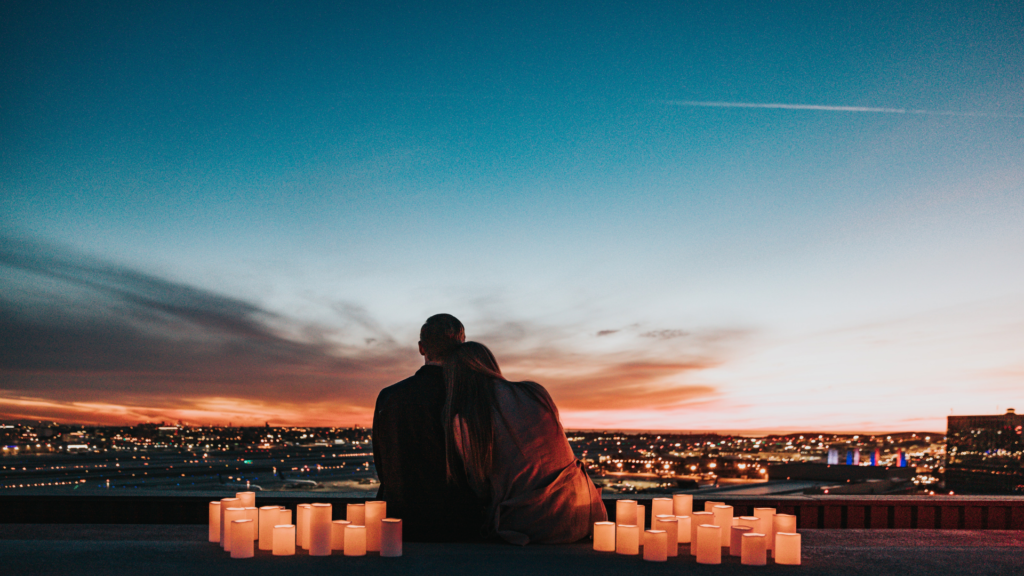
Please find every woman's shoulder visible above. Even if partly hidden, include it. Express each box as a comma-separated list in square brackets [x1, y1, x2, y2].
[495, 379, 558, 413]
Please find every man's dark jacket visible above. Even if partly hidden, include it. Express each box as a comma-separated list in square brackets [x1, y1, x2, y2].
[372, 365, 483, 541]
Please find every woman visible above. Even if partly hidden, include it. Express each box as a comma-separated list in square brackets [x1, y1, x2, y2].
[443, 342, 607, 545]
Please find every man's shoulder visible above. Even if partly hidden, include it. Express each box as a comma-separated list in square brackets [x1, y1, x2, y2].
[376, 366, 443, 410]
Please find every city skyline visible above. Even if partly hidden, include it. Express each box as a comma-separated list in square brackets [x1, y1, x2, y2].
[2, 1, 1023, 431]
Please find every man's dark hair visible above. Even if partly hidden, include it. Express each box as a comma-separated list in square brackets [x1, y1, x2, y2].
[420, 314, 465, 361]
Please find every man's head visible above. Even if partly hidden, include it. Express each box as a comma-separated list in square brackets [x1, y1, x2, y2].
[418, 313, 465, 363]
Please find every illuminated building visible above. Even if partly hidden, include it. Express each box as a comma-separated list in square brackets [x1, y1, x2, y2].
[946, 409, 1024, 494]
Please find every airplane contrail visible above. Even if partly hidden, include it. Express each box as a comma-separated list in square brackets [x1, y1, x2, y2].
[665, 100, 1024, 119]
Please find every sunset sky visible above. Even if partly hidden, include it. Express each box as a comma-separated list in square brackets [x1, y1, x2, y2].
[2, 1, 1022, 432]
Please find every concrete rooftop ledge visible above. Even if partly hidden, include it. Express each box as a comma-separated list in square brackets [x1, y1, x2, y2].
[1, 524, 1022, 576]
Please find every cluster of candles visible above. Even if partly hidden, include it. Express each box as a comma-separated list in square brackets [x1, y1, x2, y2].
[594, 495, 801, 566]
[208, 492, 402, 559]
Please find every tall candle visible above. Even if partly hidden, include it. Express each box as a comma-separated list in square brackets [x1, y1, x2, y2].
[637, 505, 646, 545]
[236, 491, 256, 509]
[593, 521, 615, 552]
[229, 519, 254, 558]
[643, 530, 667, 562]
[347, 503, 366, 525]
[730, 525, 752, 556]
[309, 503, 333, 556]
[690, 512, 713, 554]
[381, 518, 403, 557]
[208, 502, 221, 543]
[654, 516, 678, 557]
[712, 505, 733, 546]
[676, 515, 691, 543]
[258, 506, 280, 550]
[344, 524, 367, 556]
[753, 507, 776, 550]
[272, 524, 295, 556]
[695, 525, 722, 565]
[296, 504, 312, 550]
[332, 520, 350, 551]
[244, 507, 258, 539]
[672, 493, 693, 516]
[278, 508, 292, 526]
[222, 507, 246, 552]
[651, 498, 673, 519]
[704, 500, 724, 513]
[772, 514, 797, 557]
[741, 532, 767, 565]
[365, 500, 386, 552]
[219, 498, 239, 547]
[775, 532, 801, 565]
[615, 524, 639, 555]
[615, 500, 637, 526]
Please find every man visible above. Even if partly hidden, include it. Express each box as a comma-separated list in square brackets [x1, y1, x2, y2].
[372, 313, 483, 541]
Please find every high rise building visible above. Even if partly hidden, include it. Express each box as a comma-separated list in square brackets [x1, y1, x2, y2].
[946, 409, 1024, 494]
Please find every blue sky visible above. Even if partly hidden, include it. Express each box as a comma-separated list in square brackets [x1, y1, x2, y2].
[2, 1, 1022, 430]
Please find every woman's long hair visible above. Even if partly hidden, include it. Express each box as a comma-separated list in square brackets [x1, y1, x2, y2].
[443, 342, 503, 486]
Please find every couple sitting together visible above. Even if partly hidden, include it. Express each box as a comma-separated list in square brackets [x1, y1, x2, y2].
[372, 314, 608, 545]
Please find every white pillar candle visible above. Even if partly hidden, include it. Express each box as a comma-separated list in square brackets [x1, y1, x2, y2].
[651, 498, 673, 519]
[772, 514, 797, 557]
[222, 507, 246, 552]
[775, 532, 801, 565]
[696, 525, 722, 565]
[278, 508, 292, 526]
[347, 503, 366, 525]
[258, 506, 280, 550]
[738, 515, 759, 528]
[593, 521, 615, 552]
[332, 520, 350, 551]
[654, 516, 678, 557]
[244, 507, 258, 539]
[741, 532, 767, 566]
[615, 524, 639, 555]
[272, 524, 295, 556]
[309, 503, 333, 556]
[672, 493, 693, 516]
[690, 512, 713, 554]
[637, 505, 646, 545]
[615, 500, 637, 526]
[236, 491, 256, 508]
[676, 515, 691, 543]
[381, 518, 402, 557]
[365, 500, 386, 552]
[643, 530, 667, 562]
[208, 502, 221, 543]
[344, 524, 367, 556]
[297, 504, 312, 550]
[712, 505, 733, 546]
[219, 498, 239, 547]
[230, 519, 254, 558]
[753, 507, 776, 550]
[730, 525, 752, 556]
[704, 500, 724, 512]
[731, 517, 740, 527]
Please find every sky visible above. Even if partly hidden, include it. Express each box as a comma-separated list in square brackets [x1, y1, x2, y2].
[1, 1, 1022, 432]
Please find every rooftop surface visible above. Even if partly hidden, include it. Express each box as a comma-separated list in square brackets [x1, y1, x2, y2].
[3, 525, 1022, 576]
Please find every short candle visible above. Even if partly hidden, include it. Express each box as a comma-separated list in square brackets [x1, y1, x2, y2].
[651, 498, 673, 519]
[309, 503, 333, 556]
[208, 502, 221, 543]
[615, 524, 639, 555]
[258, 506, 280, 550]
[643, 530, 667, 562]
[236, 491, 256, 509]
[772, 514, 797, 557]
[332, 520, 351, 551]
[272, 524, 295, 556]
[615, 500, 637, 526]
[696, 524, 722, 565]
[753, 507, 776, 550]
[229, 519, 254, 559]
[730, 525, 752, 556]
[296, 504, 312, 550]
[347, 503, 366, 526]
[712, 505, 733, 546]
[704, 500, 724, 513]
[278, 508, 292, 526]
[344, 524, 367, 556]
[775, 532, 801, 565]
[676, 515, 691, 544]
[690, 512, 713, 554]
[672, 493, 693, 516]
[654, 516, 678, 557]
[741, 532, 767, 566]
[365, 500, 386, 552]
[381, 518, 403, 557]
[593, 521, 615, 552]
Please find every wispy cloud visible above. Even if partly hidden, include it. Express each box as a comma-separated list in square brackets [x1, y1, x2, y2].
[665, 100, 1024, 119]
